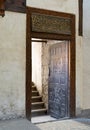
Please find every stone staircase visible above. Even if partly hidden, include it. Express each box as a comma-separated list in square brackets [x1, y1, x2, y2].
[31, 82, 47, 117]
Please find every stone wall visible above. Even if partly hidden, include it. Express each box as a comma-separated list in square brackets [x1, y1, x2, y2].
[42, 43, 49, 109]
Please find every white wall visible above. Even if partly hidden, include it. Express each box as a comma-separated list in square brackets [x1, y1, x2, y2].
[0, 12, 26, 119]
[27, 0, 83, 115]
[32, 42, 42, 95]
[0, 0, 83, 119]
[83, 0, 90, 110]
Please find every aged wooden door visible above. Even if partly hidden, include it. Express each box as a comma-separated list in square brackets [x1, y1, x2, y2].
[48, 42, 69, 119]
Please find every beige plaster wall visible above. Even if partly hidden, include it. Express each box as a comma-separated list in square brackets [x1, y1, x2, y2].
[32, 42, 42, 95]
[27, 0, 83, 115]
[0, 12, 26, 120]
[83, 0, 90, 112]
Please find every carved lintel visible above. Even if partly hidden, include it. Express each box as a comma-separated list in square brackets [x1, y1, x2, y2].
[0, 0, 5, 17]
[31, 13, 71, 35]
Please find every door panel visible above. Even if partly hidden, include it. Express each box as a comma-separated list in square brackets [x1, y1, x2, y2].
[49, 42, 69, 119]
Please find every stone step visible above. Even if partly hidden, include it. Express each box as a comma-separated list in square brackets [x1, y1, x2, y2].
[32, 96, 42, 102]
[31, 108, 47, 117]
[31, 83, 47, 117]
[32, 85, 37, 91]
[32, 82, 35, 86]
[32, 91, 39, 96]
[31, 102, 45, 110]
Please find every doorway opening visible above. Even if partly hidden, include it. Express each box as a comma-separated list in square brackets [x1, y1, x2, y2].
[31, 38, 70, 123]
[26, 7, 75, 122]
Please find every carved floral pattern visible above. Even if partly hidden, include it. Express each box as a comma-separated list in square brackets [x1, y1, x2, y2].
[31, 13, 71, 35]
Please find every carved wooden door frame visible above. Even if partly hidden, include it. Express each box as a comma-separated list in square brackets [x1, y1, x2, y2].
[26, 7, 76, 120]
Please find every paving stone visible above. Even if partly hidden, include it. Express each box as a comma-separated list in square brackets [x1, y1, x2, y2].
[36, 118, 90, 130]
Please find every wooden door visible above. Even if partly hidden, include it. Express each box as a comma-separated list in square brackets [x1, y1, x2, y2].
[48, 41, 69, 119]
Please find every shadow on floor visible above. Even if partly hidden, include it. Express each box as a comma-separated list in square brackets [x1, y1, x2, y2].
[73, 118, 90, 126]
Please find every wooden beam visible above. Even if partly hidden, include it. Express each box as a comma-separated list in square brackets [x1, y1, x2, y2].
[0, 0, 5, 17]
[5, 0, 26, 13]
[79, 0, 83, 36]
[31, 40, 47, 43]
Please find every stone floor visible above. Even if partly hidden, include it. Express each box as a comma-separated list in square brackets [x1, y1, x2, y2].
[0, 118, 90, 130]
[0, 119, 40, 130]
[36, 118, 90, 130]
